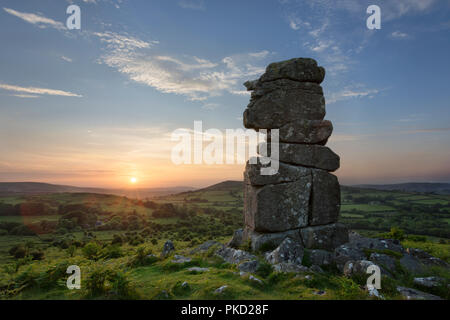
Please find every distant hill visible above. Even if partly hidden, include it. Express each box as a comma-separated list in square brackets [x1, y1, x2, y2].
[355, 183, 450, 195]
[198, 180, 242, 192]
[0, 182, 195, 198]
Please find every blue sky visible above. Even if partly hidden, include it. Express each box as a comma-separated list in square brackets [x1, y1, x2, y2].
[0, 0, 449, 187]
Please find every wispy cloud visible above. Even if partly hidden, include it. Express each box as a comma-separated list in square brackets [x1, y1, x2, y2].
[60, 56, 73, 63]
[95, 32, 269, 101]
[178, 0, 206, 11]
[327, 87, 380, 104]
[390, 31, 410, 39]
[0, 83, 82, 97]
[3, 7, 65, 30]
[9, 94, 40, 99]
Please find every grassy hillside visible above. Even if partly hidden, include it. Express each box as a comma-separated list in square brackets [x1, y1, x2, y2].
[0, 182, 449, 300]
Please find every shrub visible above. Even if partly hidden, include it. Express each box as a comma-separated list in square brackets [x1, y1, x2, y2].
[111, 234, 123, 245]
[109, 271, 139, 299]
[82, 242, 101, 260]
[84, 267, 109, 297]
[9, 225, 35, 236]
[130, 246, 156, 266]
[9, 244, 27, 259]
[255, 261, 273, 279]
[30, 250, 45, 261]
[101, 245, 123, 259]
[67, 245, 76, 257]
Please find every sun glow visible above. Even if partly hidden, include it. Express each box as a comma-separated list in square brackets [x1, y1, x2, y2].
[130, 177, 138, 184]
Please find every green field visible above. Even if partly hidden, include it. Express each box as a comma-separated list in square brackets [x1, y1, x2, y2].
[0, 183, 449, 300]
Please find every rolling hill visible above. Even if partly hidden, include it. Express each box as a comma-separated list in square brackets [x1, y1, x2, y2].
[0, 182, 195, 198]
[355, 183, 450, 195]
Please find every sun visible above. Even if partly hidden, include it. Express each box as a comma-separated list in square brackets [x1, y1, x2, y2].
[130, 177, 138, 184]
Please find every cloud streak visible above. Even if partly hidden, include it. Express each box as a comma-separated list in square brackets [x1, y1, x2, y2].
[95, 32, 269, 101]
[0, 84, 82, 97]
[3, 7, 65, 30]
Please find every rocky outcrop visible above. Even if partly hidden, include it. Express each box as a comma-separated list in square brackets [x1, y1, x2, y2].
[236, 57, 347, 258]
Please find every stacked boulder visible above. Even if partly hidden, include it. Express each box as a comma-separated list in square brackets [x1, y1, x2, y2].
[236, 57, 348, 253]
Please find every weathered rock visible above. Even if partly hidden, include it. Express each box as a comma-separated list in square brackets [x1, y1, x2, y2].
[243, 228, 302, 252]
[188, 267, 209, 273]
[160, 240, 175, 258]
[244, 80, 325, 129]
[312, 290, 326, 296]
[366, 285, 384, 299]
[310, 265, 324, 273]
[343, 260, 375, 277]
[238, 260, 260, 273]
[396, 286, 443, 300]
[190, 240, 223, 254]
[248, 275, 263, 284]
[215, 246, 256, 265]
[399, 254, 425, 275]
[309, 169, 340, 225]
[308, 249, 334, 266]
[214, 285, 228, 294]
[258, 142, 340, 172]
[265, 238, 304, 265]
[227, 229, 243, 248]
[181, 281, 189, 288]
[369, 253, 397, 275]
[334, 234, 406, 272]
[413, 276, 444, 288]
[244, 178, 311, 232]
[257, 58, 326, 84]
[244, 158, 311, 186]
[407, 248, 449, 268]
[171, 255, 191, 264]
[346, 234, 404, 253]
[300, 223, 349, 250]
[278, 119, 333, 145]
[273, 262, 309, 273]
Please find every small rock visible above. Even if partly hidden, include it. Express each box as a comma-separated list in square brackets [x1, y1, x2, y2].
[407, 248, 449, 268]
[171, 255, 191, 264]
[413, 276, 444, 288]
[310, 265, 324, 273]
[273, 262, 309, 273]
[369, 253, 396, 276]
[216, 246, 256, 265]
[343, 260, 375, 277]
[309, 249, 334, 266]
[187, 267, 209, 273]
[399, 254, 425, 275]
[249, 275, 263, 284]
[214, 285, 228, 294]
[190, 240, 223, 254]
[397, 286, 443, 300]
[238, 260, 260, 273]
[227, 229, 244, 248]
[366, 286, 383, 299]
[313, 290, 326, 296]
[181, 281, 189, 288]
[160, 240, 175, 258]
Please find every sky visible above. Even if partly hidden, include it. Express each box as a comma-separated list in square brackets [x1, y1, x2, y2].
[0, 0, 449, 188]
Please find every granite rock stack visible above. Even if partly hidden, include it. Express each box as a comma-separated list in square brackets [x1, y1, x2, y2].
[235, 58, 348, 252]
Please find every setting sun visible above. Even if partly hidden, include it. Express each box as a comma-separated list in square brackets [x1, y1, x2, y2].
[130, 177, 137, 184]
